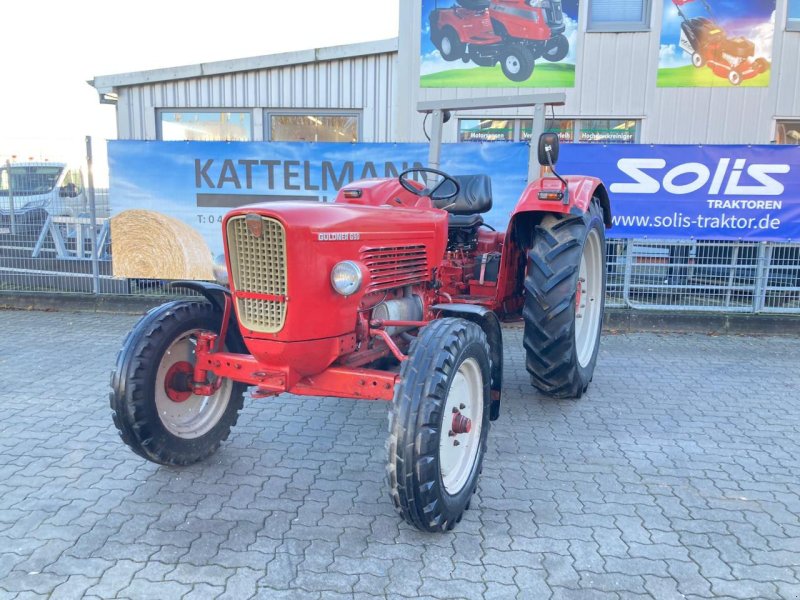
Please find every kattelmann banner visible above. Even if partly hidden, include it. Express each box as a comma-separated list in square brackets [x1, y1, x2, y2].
[108, 141, 799, 279]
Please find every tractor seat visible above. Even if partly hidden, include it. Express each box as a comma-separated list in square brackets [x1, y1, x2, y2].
[456, 0, 490, 10]
[434, 174, 493, 216]
[448, 213, 484, 230]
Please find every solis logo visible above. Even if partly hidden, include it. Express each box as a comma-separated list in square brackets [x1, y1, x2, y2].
[610, 158, 791, 196]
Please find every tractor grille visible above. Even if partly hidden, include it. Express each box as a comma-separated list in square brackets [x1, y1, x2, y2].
[226, 216, 288, 333]
[360, 245, 428, 292]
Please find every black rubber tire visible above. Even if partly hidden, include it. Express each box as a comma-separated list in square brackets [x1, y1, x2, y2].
[543, 34, 569, 62]
[438, 27, 466, 62]
[110, 300, 247, 466]
[523, 202, 606, 399]
[501, 43, 535, 82]
[387, 318, 491, 532]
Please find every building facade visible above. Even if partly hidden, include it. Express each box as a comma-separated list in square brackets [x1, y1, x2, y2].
[92, 0, 800, 147]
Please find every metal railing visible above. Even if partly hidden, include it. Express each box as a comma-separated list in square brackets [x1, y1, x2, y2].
[1, 138, 799, 314]
[605, 239, 800, 314]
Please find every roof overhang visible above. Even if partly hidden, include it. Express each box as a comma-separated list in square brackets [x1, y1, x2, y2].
[88, 38, 399, 102]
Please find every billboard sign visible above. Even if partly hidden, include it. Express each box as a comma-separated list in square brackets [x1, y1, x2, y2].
[420, 0, 580, 88]
[658, 0, 775, 87]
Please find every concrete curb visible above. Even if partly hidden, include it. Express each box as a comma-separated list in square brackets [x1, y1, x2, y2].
[2, 291, 799, 336]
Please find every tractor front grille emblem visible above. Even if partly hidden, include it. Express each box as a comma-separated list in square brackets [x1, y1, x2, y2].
[245, 214, 263, 238]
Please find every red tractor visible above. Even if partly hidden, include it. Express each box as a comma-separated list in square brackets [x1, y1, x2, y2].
[110, 95, 612, 532]
[430, 0, 569, 82]
[673, 0, 769, 86]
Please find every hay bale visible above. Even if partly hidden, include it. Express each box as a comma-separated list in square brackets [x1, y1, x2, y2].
[110, 209, 214, 280]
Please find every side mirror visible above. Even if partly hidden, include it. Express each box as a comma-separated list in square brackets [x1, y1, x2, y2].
[538, 132, 560, 167]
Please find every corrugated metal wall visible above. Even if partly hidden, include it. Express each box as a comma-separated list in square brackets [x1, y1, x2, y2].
[396, 0, 800, 144]
[110, 1, 798, 146]
[114, 51, 397, 143]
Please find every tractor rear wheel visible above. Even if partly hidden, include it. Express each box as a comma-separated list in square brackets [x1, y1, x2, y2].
[523, 202, 606, 399]
[110, 300, 246, 466]
[438, 27, 466, 62]
[501, 43, 535, 82]
[388, 318, 491, 532]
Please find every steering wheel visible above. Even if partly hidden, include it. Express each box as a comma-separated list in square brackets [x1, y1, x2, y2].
[399, 168, 460, 201]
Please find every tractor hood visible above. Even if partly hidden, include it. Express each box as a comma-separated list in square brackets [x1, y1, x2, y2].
[222, 201, 448, 343]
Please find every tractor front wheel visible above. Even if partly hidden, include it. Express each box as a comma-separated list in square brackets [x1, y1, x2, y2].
[501, 43, 535, 82]
[523, 202, 606, 399]
[388, 318, 491, 532]
[110, 301, 246, 466]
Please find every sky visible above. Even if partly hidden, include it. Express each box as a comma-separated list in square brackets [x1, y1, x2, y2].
[0, 0, 399, 171]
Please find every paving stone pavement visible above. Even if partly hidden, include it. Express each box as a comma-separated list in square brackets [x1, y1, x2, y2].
[1, 308, 800, 600]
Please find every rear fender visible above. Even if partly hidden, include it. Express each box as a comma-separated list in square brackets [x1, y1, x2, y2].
[168, 281, 246, 353]
[511, 175, 612, 228]
[432, 304, 503, 421]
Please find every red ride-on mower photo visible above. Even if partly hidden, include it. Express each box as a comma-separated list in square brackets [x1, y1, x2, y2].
[110, 94, 612, 533]
[673, 0, 769, 86]
[430, 0, 569, 82]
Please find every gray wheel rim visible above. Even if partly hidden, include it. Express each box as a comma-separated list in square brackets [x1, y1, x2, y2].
[575, 228, 603, 368]
[154, 329, 232, 439]
[505, 55, 521, 74]
[439, 357, 483, 495]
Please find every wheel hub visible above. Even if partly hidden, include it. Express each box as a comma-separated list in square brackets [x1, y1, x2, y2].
[164, 361, 194, 402]
[439, 358, 484, 495]
[452, 410, 472, 435]
[154, 330, 233, 440]
[506, 56, 521, 74]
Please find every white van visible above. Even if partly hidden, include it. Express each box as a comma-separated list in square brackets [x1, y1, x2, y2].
[0, 162, 89, 236]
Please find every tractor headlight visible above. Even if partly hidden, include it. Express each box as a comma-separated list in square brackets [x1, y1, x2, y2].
[213, 254, 229, 286]
[331, 261, 363, 296]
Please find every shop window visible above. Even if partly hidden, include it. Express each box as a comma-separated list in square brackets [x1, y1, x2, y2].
[775, 121, 800, 144]
[269, 114, 359, 142]
[587, 0, 650, 32]
[789, 0, 800, 31]
[458, 119, 515, 142]
[579, 120, 638, 144]
[521, 119, 576, 143]
[159, 111, 252, 141]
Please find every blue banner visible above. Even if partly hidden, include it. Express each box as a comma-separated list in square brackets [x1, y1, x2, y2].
[109, 141, 800, 262]
[559, 144, 800, 242]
